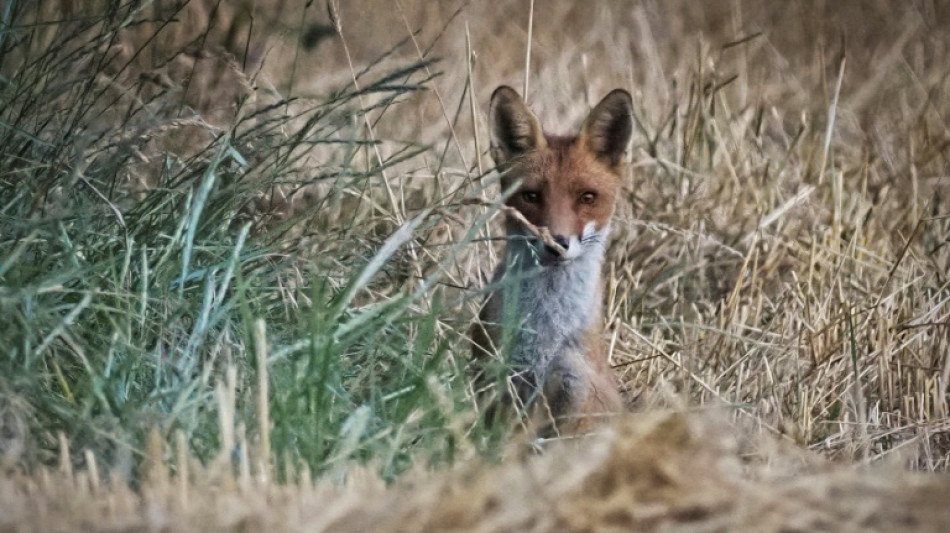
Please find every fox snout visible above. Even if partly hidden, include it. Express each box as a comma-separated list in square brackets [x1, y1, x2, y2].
[545, 235, 571, 257]
[516, 222, 603, 264]
[509, 228, 579, 264]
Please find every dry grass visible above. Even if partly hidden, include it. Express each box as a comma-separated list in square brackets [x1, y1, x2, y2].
[3, 413, 950, 532]
[293, 0, 950, 468]
[2, 0, 950, 529]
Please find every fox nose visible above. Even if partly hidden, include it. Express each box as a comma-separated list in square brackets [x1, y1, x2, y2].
[545, 235, 571, 256]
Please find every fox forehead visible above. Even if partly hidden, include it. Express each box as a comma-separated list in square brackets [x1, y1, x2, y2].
[505, 135, 622, 196]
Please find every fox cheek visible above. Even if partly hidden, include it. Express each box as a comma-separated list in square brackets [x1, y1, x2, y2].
[575, 220, 592, 241]
[580, 220, 601, 240]
[507, 201, 543, 228]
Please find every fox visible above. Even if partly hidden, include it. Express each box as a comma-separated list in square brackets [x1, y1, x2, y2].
[472, 85, 633, 436]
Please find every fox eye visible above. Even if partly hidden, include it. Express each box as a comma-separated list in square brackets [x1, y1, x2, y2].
[521, 191, 541, 204]
[579, 191, 597, 204]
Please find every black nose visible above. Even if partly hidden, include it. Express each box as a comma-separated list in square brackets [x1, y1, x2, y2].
[545, 235, 570, 256]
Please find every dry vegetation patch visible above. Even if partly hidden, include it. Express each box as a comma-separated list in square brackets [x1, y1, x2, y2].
[3, 413, 950, 532]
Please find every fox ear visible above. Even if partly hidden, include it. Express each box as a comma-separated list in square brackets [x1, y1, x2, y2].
[581, 89, 633, 168]
[489, 86, 546, 166]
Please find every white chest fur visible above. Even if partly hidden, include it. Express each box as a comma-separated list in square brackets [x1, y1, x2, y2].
[492, 232, 606, 386]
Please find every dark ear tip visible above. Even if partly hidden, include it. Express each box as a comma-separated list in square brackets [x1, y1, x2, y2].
[603, 88, 633, 109]
[491, 85, 522, 105]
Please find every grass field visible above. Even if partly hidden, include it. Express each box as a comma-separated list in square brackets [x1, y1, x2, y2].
[1, 0, 949, 530]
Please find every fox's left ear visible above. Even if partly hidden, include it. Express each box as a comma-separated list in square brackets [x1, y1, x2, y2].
[580, 89, 633, 168]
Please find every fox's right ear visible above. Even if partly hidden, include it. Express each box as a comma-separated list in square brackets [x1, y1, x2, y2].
[489, 86, 546, 166]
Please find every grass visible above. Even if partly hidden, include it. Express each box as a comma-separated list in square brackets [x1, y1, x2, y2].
[0, 0, 949, 529]
[0, 0, 502, 481]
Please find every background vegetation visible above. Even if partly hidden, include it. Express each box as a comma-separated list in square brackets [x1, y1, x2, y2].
[0, 0, 949, 529]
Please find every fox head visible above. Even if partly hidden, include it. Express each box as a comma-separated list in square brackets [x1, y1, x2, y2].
[488, 86, 633, 264]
